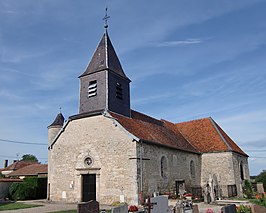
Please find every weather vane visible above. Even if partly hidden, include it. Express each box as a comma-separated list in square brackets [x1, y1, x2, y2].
[103, 7, 110, 29]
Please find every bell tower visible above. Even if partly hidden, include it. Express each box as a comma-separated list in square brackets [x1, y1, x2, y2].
[79, 11, 131, 117]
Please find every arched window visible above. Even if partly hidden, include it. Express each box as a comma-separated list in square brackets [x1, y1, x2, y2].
[190, 160, 195, 178]
[161, 156, 167, 178]
[240, 162, 244, 180]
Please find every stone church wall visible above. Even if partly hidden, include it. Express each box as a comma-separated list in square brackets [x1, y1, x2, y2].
[48, 115, 139, 204]
[231, 153, 250, 197]
[201, 152, 249, 198]
[138, 143, 201, 198]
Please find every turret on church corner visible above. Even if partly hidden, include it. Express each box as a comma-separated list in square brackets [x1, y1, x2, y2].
[79, 29, 131, 117]
[47, 112, 64, 145]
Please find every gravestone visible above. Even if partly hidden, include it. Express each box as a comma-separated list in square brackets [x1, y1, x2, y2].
[257, 183, 265, 194]
[251, 204, 266, 213]
[221, 204, 236, 213]
[151, 195, 169, 213]
[193, 205, 199, 213]
[78, 200, 99, 213]
[112, 204, 128, 213]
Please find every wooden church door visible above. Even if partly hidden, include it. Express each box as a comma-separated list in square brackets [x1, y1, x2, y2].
[82, 174, 96, 202]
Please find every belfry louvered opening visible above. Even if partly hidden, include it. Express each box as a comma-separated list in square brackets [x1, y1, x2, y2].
[116, 82, 123, 100]
[88, 80, 97, 98]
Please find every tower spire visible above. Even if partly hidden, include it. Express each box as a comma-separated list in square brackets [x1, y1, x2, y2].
[103, 7, 110, 29]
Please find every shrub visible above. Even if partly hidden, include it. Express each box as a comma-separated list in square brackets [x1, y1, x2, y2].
[9, 177, 47, 200]
[236, 204, 251, 213]
[242, 180, 254, 199]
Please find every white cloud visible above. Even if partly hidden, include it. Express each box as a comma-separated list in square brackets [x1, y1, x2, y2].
[156, 38, 203, 47]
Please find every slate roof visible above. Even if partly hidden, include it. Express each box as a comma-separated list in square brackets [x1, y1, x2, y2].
[175, 117, 248, 156]
[48, 112, 65, 127]
[79, 30, 130, 81]
[8, 164, 47, 177]
[110, 110, 248, 156]
[110, 110, 199, 153]
[2, 161, 38, 172]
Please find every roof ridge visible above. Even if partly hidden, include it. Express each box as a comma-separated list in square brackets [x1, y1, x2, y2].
[175, 117, 211, 125]
[209, 117, 232, 151]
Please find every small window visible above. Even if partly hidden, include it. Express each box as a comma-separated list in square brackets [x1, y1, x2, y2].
[161, 156, 167, 178]
[116, 82, 123, 100]
[88, 80, 97, 98]
[240, 162, 244, 180]
[190, 160, 195, 178]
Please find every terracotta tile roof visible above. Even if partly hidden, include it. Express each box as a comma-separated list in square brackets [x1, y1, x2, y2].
[110, 110, 199, 153]
[175, 117, 248, 156]
[2, 161, 38, 172]
[8, 164, 47, 177]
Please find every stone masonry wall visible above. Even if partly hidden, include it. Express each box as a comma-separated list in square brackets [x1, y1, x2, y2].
[48, 115, 138, 204]
[138, 143, 201, 197]
[232, 153, 250, 197]
[201, 152, 237, 198]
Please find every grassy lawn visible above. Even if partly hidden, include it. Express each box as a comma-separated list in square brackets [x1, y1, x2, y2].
[0, 202, 42, 211]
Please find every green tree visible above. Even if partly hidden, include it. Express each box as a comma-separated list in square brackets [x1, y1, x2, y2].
[256, 170, 266, 190]
[21, 154, 38, 162]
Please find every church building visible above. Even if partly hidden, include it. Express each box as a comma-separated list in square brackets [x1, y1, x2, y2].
[47, 24, 249, 205]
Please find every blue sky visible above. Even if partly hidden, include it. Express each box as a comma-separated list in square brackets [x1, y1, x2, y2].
[0, 0, 265, 175]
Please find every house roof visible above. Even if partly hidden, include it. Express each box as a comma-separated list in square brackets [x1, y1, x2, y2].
[8, 164, 47, 177]
[110, 110, 199, 154]
[110, 111, 247, 157]
[175, 117, 248, 156]
[2, 161, 38, 172]
[79, 30, 130, 81]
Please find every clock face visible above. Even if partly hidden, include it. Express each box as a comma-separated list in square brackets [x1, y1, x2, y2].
[84, 157, 93, 166]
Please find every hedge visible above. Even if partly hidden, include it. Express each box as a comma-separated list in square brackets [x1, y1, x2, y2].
[9, 177, 47, 200]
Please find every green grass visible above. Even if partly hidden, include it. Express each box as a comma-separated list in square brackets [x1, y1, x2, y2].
[0, 202, 42, 211]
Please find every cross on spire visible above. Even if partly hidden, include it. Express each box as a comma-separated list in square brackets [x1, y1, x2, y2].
[103, 7, 110, 29]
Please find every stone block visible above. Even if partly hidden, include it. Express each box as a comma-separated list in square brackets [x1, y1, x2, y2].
[221, 204, 236, 213]
[78, 200, 99, 213]
[193, 205, 199, 213]
[151, 195, 168, 213]
[112, 204, 128, 213]
[251, 204, 266, 213]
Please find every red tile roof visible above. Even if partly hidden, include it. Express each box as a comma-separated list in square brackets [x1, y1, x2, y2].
[110, 111, 247, 157]
[175, 117, 248, 156]
[2, 161, 38, 172]
[110, 110, 199, 153]
[8, 164, 47, 177]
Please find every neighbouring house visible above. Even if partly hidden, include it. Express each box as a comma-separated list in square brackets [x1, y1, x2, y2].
[47, 25, 249, 205]
[1, 161, 38, 177]
[7, 164, 48, 179]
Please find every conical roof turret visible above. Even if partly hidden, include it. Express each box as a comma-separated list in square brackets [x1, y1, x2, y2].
[48, 112, 65, 128]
